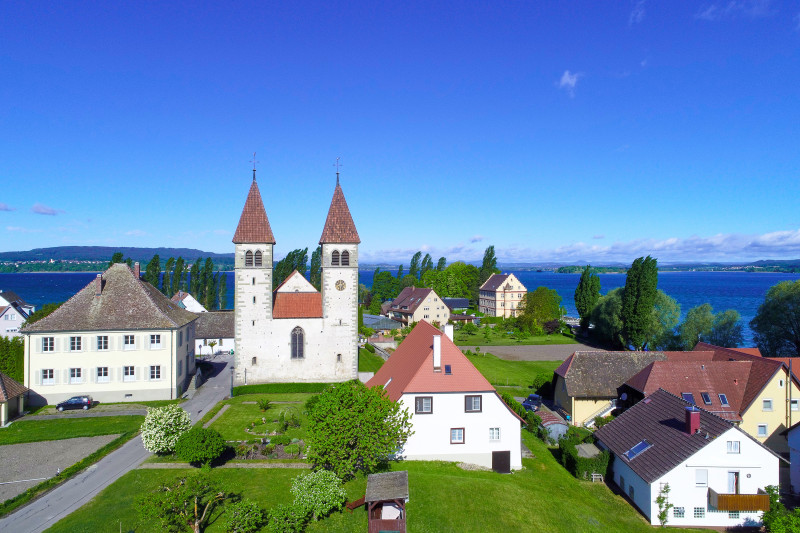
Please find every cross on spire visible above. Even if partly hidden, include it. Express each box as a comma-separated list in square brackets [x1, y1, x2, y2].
[334, 157, 342, 186]
[250, 152, 259, 181]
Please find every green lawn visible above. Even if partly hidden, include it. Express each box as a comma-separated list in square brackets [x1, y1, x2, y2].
[358, 347, 385, 372]
[455, 326, 577, 346]
[0, 416, 144, 445]
[207, 394, 313, 442]
[46, 434, 704, 533]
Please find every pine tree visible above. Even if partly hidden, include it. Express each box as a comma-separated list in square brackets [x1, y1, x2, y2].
[218, 271, 227, 310]
[310, 246, 322, 290]
[162, 257, 175, 296]
[144, 255, 161, 288]
[574, 265, 601, 330]
[620, 256, 659, 350]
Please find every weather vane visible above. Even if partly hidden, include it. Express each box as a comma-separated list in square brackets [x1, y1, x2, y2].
[334, 157, 342, 185]
[250, 152, 259, 181]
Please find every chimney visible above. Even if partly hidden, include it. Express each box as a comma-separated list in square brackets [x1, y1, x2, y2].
[685, 406, 701, 435]
[444, 323, 454, 342]
[433, 334, 441, 371]
[95, 274, 102, 297]
[133, 262, 140, 278]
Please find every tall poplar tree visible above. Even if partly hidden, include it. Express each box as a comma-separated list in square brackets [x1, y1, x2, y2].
[574, 265, 601, 330]
[144, 255, 161, 288]
[420, 254, 433, 278]
[189, 258, 202, 297]
[162, 257, 175, 296]
[620, 255, 659, 350]
[409, 252, 422, 279]
[273, 248, 308, 289]
[479, 246, 500, 284]
[218, 271, 227, 310]
[436, 257, 447, 271]
[201, 258, 214, 307]
[310, 246, 322, 290]
[396, 265, 404, 279]
[173, 257, 186, 294]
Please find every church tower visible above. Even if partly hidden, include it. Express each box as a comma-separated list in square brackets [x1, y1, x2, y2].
[232, 170, 275, 385]
[319, 175, 360, 380]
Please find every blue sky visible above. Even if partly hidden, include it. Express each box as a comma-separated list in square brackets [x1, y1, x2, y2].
[2, 1, 799, 265]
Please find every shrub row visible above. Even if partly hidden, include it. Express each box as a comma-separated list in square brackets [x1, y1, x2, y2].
[232, 383, 330, 396]
[364, 343, 376, 353]
[558, 427, 609, 480]
[499, 392, 547, 441]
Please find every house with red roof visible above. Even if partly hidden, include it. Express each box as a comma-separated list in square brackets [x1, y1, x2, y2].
[596, 389, 779, 527]
[386, 287, 450, 327]
[366, 321, 523, 471]
[232, 171, 360, 384]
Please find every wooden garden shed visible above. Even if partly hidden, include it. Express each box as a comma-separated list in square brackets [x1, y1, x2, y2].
[366, 471, 409, 533]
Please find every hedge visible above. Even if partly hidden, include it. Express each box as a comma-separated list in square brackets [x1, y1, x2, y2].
[558, 428, 609, 480]
[232, 383, 331, 396]
[499, 392, 547, 441]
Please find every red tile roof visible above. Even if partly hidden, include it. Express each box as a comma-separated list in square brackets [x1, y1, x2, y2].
[625, 360, 750, 421]
[366, 321, 495, 401]
[319, 183, 360, 244]
[272, 292, 323, 318]
[233, 180, 276, 244]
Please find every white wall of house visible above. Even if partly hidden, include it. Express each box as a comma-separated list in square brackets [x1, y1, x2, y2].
[23, 325, 196, 404]
[178, 294, 207, 313]
[196, 337, 234, 356]
[789, 424, 800, 494]
[397, 391, 522, 470]
[1, 309, 25, 338]
[605, 427, 778, 527]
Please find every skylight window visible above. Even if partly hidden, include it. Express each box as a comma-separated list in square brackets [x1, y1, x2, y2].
[681, 393, 696, 405]
[701, 392, 712, 405]
[445, 365, 452, 375]
[719, 394, 729, 406]
[623, 440, 652, 461]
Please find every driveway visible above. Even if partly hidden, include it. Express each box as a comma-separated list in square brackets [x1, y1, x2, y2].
[459, 343, 602, 361]
[0, 355, 234, 533]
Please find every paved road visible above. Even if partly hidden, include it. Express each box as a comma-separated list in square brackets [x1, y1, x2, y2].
[459, 343, 602, 361]
[0, 356, 233, 533]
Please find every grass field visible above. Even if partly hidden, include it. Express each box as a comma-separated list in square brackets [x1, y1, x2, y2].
[454, 326, 576, 346]
[45, 432, 704, 533]
[358, 347, 385, 372]
[465, 352, 559, 396]
[0, 416, 144, 445]
[207, 394, 313, 442]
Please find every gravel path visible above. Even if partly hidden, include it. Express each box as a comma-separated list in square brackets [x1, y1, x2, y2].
[0, 435, 118, 502]
[22, 410, 146, 421]
[459, 343, 602, 361]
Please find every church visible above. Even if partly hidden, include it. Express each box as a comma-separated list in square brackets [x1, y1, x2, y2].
[232, 170, 360, 385]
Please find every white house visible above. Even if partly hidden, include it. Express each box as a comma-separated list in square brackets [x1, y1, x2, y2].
[595, 389, 779, 528]
[788, 421, 800, 494]
[194, 310, 234, 356]
[0, 290, 34, 339]
[171, 291, 207, 313]
[21, 263, 198, 405]
[366, 321, 523, 471]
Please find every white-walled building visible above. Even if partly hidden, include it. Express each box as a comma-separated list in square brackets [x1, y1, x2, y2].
[596, 389, 779, 528]
[385, 287, 450, 327]
[194, 310, 234, 356]
[366, 321, 523, 471]
[171, 291, 207, 313]
[233, 172, 359, 384]
[21, 263, 198, 405]
[0, 291, 34, 339]
[788, 421, 800, 494]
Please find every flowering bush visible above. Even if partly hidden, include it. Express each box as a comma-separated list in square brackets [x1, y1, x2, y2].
[290, 470, 346, 520]
[140, 404, 192, 453]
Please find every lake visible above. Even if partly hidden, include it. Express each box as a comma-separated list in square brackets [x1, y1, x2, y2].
[3, 270, 799, 345]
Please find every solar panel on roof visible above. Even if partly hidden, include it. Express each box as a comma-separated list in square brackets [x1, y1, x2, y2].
[623, 439, 652, 461]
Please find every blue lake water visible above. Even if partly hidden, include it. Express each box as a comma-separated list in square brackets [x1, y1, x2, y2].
[3, 270, 799, 345]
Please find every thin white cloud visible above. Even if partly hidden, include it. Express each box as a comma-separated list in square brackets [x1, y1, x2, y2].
[125, 229, 147, 237]
[557, 70, 583, 97]
[470, 235, 484, 243]
[0, 203, 15, 212]
[213, 229, 229, 236]
[696, 1, 773, 21]
[32, 203, 63, 216]
[593, 235, 605, 240]
[6, 226, 42, 233]
[629, 1, 646, 25]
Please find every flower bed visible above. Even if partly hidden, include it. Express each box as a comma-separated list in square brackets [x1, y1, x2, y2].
[234, 439, 306, 460]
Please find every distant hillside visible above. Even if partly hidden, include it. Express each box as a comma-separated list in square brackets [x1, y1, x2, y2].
[0, 246, 234, 262]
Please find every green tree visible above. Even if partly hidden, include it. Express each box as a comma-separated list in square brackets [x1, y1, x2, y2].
[140, 404, 192, 454]
[648, 291, 681, 350]
[273, 248, 308, 289]
[139, 472, 228, 533]
[174, 427, 227, 467]
[574, 265, 601, 330]
[162, 257, 175, 296]
[173, 257, 187, 294]
[708, 309, 743, 348]
[420, 253, 433, 278]
[436, 256, 447, 271]
[751, 280, 800, 357]
[190, 258, 202, 296]
[592, 288, 679, 350]
[408, 251, 422, 279]
[620, 256, 659, 350]
[446, 261, 481, 304]
[290, 470, 346, 521]
[762, 484, 800, 533]
[306, 380, 413, 481]
[358, 283, 369, 306]
[676, 303, 715, 350]
[0, 336, 24, 382]
[479, 245, 500, 284]
[371, 270, 400, 301]
[517, 286, 562, 333]
[22, 302, 63, 326]
[108, 251, 124, 267]
[396, 264, 404, 279]
[400, 274, 419, 289]
[225, 499, 266, 533]
[462, 321, 478, 335]
[218, 271, 227, 310]
[368, 297, 383, 315]
[309, 246, 322, 290]
[144, 254, 161, 288]
[591, 288, 625, 348]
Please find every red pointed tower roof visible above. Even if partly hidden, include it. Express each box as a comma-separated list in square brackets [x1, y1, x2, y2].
[233, 178, 276, 244]
[319, 180, 360, 244]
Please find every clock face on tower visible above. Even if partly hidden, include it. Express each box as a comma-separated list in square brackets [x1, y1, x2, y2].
[335, 280, 346, 291]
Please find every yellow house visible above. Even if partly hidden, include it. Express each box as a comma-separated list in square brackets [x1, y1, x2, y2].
[478, 273, 527, 318]
[386, 287, 450, 326]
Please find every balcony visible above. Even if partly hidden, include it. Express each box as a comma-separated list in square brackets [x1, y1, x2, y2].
[708, 488, 770, 512]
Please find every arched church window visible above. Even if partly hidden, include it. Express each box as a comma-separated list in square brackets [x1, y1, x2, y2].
[254, 250, 262, 267]
[245, 250, 253, 267]
[331, 250, 340, 266]
[341, 250, 350, 266]
[291, 327, 304, 359]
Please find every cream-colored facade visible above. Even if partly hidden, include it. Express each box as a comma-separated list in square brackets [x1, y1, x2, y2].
[553, 374, 616, 425]
[389, 290, 450, 326]
[739, 369, 800, 454]
[24, 325, 195, 405]
[478, 273, 527, 318]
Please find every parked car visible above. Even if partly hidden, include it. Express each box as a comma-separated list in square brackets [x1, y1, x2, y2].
[522, 394, 541, 412]
[56, 395, 93, 411]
